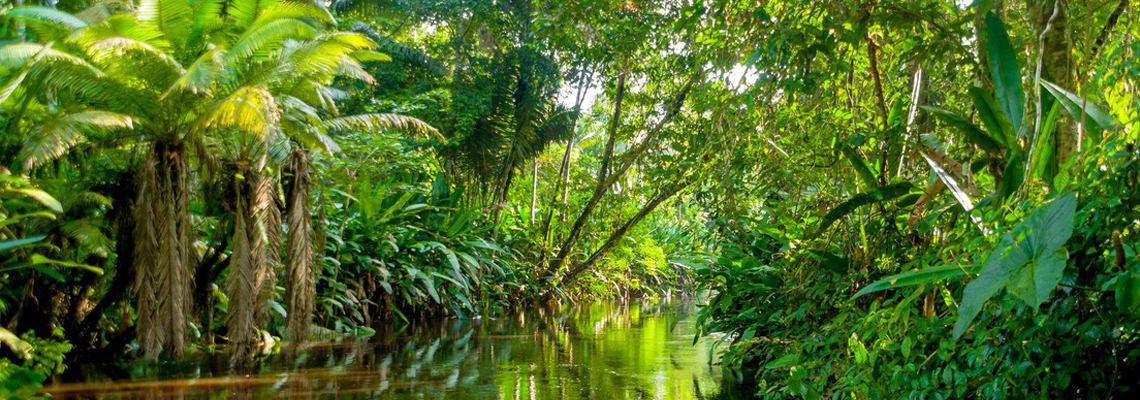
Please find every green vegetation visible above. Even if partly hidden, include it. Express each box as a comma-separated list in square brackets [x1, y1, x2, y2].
[1, 0, 1139, 398]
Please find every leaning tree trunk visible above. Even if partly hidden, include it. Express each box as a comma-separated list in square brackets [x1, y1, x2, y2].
[133, 140, 194, 360]
[226, 163, 279, 367]
[283, 150, 315, 343]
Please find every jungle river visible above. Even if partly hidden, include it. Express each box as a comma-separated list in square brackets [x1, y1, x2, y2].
[44, 300, 747, 399]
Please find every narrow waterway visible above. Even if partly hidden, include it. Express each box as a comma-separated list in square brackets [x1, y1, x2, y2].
[46, 300, 746, 399]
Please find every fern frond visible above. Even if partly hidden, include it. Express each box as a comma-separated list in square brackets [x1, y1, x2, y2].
[138, 0, 193, 49]
[198, 85, 280, 138]
[19, 111, 135, 170]
[0, 42, 53, 104]
[78, 14, 170, 51]
[227, 18, 319, 64]
[274, 32, 376, 85]
[226, 0, 273, 31]
[321, 113, 443, 142]
[76, 0, 134, 24]
[60, 219, 114, 258]
[0, 43, 98, 72]
[1, 6, 87, 30]
[248, 1, 334, 31]
[164, 46, 225, 96]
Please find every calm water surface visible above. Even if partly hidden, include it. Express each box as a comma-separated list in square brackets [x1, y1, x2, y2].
[47, 300, 746, 399]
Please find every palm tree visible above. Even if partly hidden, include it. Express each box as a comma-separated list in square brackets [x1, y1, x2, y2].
[2, 1, 442, 358]
[2, 0, 356, 359]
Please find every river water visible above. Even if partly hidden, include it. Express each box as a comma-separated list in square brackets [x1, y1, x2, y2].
[46, 300, 747, 399]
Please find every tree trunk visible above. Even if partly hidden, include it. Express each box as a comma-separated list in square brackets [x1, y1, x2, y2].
[1032, 0, 1076, 169]
[544, 74, 695, 278]
[561, 179, 694, 284]
[226, 164, 277, 367]
[284, 150, 315, 343]
[545, 74, 627, 276]
[132, 140, 194, 360]
[529, 161, 538, 227]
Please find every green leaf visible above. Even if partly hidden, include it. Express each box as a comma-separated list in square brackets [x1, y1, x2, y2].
[921, 106, 1003, 153]
[0, 235, 47, 252]
[1039, 80, 1118, 139]
[969, 87, 1016, 151]
[1115, 266, 1140, 315]
[839, 144, 878, 190]
[30, 254, 104, 274]
[817, 182, 914, 234]
[1029, 103, 1060, 182]
[1, 6, 87, 30]
[985, 12, 1024, 138]
[855, 264, 982, 298]
[997, 151, 1025, 202]
[954, 233, 1021, 339]
[954, 193, 1076, 338]
[13, 188, 63, 213]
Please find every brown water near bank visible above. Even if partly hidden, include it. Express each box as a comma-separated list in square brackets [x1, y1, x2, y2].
[46, 300, 747, 399]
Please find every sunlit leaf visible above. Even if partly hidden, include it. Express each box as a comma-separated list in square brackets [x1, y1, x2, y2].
[985, 12, 1025, 138]
[954, 192, 1076, 338]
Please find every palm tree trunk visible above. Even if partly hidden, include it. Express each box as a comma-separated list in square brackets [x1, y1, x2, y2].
[132, 140, 193, 359]
[226, 165, 277, 367]
[284, 150, 315, 343]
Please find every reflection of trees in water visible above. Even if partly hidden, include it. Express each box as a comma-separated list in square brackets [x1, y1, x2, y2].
[54, 301, 744, 400]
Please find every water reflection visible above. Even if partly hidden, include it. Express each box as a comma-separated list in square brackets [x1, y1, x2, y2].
[47, 300, 747, 399]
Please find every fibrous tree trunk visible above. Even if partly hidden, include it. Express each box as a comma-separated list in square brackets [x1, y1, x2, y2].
[283, 150, 315, 343]
[226, 162, 279, 367]
[132, 140, 194, 360]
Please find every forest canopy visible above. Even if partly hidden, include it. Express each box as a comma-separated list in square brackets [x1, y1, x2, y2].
[1, 0, 1139, 398]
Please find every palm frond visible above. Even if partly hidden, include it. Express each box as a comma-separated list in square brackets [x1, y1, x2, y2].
[1, 6, 88, 31]
[78, 14, 171, 51]
[273, 32, 376, 85]
[76, 0, 134, 24]
[227, 18, 319, 64]
[0, 41, 53, 104]
[198, 85, 280, 138]
[226, 0, 273, 31]
[84, 37, 186, 86]
[320, 113, 443, 142]
[0, 43, 98, 72]
[248, 1, 335, 31]
[19, 111, 135, 170]
[60, 219, 114, 258]
[284, 81, 346, 113]
[164, 46, 225, 96]
[138, 0, 194, 49]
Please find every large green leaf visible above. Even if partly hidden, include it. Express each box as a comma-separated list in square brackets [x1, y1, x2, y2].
[855, 263, 982, 298]
[1028, 103, 1060, 182]
[996, 151, 1025, 202]
[969, 87, 1016, 152]
[0, 235, 48, 252]
[817, 182, 914, 234]
[921, 106, 1003, 153]
[1039, 80, 1118, 139]
[954, 192, 1076, 338]
[12, 188, 63, 213]
[839, 144, 878, 190]
[985, 12, 1024, 138]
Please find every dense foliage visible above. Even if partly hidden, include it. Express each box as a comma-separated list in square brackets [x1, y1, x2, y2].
[1, 0, 1138, 398]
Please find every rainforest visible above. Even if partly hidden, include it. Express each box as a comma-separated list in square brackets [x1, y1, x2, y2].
[1, 0, 1139, 399]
